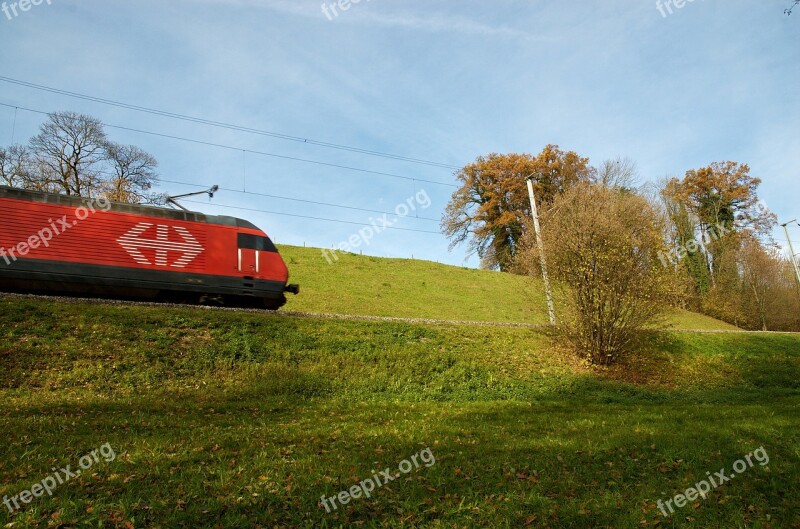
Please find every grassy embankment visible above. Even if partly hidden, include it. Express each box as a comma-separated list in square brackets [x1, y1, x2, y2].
[0, 293, 797, 527]
[279, 245, 740, 331]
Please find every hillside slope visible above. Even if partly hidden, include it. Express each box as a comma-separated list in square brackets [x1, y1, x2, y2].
[0, 297, 797, 528]
[279, 245, 739, 330]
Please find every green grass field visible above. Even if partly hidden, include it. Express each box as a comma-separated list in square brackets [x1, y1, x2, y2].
[0, 244, 790, 528]
[279, 245, 740, 331]
[280, 245, 548, 324]
[0, 293, 797, 528]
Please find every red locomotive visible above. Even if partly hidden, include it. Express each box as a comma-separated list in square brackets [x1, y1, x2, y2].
[0, 186, 299, 309]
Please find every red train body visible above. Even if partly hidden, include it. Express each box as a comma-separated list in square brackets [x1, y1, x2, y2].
[0, 186, 298, 309]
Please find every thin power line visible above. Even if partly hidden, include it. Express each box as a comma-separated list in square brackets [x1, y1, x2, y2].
[0, 102, 458, 189]
[0, 76, 460, 170]
[83, 168, 442, 223]
[160, 178, 441, 222]
[182, 199, 442, 235]
[108, 122, 457, 188]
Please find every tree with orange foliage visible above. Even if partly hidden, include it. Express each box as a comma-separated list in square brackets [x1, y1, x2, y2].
[675, 162, 772, 235]
[739, 235, 784, 331]
[441, 146, 593, 271]
[662, 161, 785, 328]
[667, 161, 776, 283]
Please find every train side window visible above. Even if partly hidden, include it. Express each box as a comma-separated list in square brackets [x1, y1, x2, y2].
[238, 233, 278, 253]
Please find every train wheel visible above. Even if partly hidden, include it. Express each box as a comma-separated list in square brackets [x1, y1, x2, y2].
[199, 294, 225, 306]
[263, 295, 286, 311]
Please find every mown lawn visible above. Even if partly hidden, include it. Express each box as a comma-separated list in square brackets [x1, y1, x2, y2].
[0, 297, 797, 528]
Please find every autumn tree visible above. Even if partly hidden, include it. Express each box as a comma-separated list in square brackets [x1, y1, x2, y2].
[658, 161, 794, 330]
[660, 179, 711, 296]
[674, 161, 775, 238]
[665, 162, 776, 287]
[542, 183, 673, 365]
[700, 237, 800, 331]
[768, 262, 800, 331]
[739, 236, 784, 331]
[442, 146, 593, 271]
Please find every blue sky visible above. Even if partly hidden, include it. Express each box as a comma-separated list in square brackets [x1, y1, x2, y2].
[1, 0, 798, 267]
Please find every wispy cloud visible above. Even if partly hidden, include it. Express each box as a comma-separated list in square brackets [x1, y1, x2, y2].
[351, 10, 532, 39]
[195, 0, 536, 39]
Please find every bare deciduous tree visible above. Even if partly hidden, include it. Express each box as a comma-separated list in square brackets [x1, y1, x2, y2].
[104, 143, 159, 204]
[593, 157, 639, 189]
[29, 111, 108, 197]
[3, 111, 161, 204]
[0, 145, 32, 188]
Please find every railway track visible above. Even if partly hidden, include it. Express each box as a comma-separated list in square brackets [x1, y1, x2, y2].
[1, 292, 799, 334]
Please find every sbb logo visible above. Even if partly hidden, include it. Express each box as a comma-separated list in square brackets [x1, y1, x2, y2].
[117, 222, 204, 268]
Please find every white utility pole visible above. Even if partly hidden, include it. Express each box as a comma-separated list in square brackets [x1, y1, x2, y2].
[526, 177, 556, 325]
[781, 220, 800, 288]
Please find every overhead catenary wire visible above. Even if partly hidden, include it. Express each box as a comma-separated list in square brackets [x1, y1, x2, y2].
[0, 102, 458, 189]
[159, 179, 441, 222]
[181, 199, 442, 235]
[47, 149, 446, 234]
[5, 105, 791, 245]
[8, 94, 791, 250]
[77, 166, 443, 224]
[0, 76, 461, 170]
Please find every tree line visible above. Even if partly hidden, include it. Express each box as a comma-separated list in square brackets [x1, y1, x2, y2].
[442, 147, 799, 364]
[0, 111, 160, 204]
